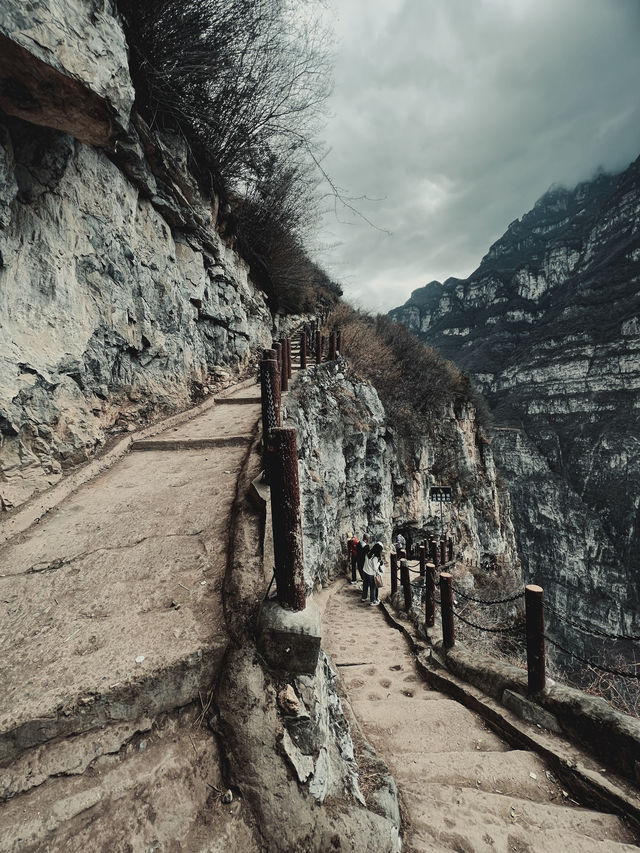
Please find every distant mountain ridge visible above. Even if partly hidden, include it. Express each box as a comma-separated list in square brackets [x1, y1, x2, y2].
[389, 156, 640, 660]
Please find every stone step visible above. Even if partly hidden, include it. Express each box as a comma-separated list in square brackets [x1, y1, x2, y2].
[131, 436, 251, 451]
[0, 708, 257, 853]
[407, 785, 637, 849]
[348, 695, 509, 755]
[389, 749, 556, 802]
[214, 396, 261, 405]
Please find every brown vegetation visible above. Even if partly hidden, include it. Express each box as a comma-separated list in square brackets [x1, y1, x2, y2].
[327, 303, 490, 435]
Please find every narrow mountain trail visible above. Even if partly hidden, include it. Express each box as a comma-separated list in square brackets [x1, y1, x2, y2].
[320, 577, 639, 853]
[0, 379, 263, 852]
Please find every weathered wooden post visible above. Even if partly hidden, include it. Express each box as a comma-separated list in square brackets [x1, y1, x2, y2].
[273, 341, 282, 374]
[315, 330, 322, 365]
[336, 329, 342, 354]
[419, 544, 426, 577]
[286, 337, 292, 379]
[400, 556, 412, 611]
[425, 562, 435, 627]
[440, 538, 446, 565]
[525, 584, 545, 694]
[431, 539, 439, 570]
[390, 551, 398, 596]
[440, 572, 455, 649]
[267, 427, 306, 611]
[447, 538, 454, 563]
[300, 330, 307, 369]
[279, 338, 289, 392]
[260, 357, 280, 439]
[262, 349, 281, 424]
[328, 331, 337, 360]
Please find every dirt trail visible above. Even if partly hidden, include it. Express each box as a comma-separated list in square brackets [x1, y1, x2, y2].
[320, 577, 639, 853]
[0, 379, 263, 852]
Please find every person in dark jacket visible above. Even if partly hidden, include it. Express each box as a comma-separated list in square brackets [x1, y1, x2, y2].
[347, 534, 359, 584]
[356, 534, 369, 585]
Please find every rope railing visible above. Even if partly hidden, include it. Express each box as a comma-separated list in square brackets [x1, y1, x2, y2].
[451, 583, 524, 605]
[544, 634, 640, 681]
[543, 602, 640, 644]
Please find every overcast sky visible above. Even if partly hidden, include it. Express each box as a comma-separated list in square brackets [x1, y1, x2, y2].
[313, 0, 640, 312]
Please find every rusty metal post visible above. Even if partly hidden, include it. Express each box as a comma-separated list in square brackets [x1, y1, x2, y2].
[286, 337, 292, 379]
[400, 557, 412, 612]
[279, 338, 288, 392]
[315, 330, 322, 365]
[419, 544, 426, 577]
[328, 331, 337, 360]
[447, 538, 454, 563]
[525, 584, 545, 694]
[336, 329, 342, 354]
[440, 572, 455, 649]
[300, 331, 307, 369]
[390, 551, 398, 596]
[425, 562, 435, 627]
[440, 538, 446, 565]
[267, 427, 306, 611]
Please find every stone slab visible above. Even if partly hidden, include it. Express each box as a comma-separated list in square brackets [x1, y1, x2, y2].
[257, 600, 322, 674]
[503, 688, 562, 734]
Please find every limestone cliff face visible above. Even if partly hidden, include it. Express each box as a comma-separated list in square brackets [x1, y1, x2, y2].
[286, 360, 519, 592]
[389, 160, 640, 656]
[0, 1, 272, 510]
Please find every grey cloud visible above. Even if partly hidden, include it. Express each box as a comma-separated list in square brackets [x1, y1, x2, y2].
[314, 0, 640, 311]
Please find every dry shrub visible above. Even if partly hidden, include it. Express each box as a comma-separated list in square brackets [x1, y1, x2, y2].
[327, 303, 484, 436]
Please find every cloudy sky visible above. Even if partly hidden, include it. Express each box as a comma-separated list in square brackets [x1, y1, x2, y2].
[313, 0, 640, 312]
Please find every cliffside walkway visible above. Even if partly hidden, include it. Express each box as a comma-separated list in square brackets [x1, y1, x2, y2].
[321, 577, 639, 852]
[0, 379, 262, 851]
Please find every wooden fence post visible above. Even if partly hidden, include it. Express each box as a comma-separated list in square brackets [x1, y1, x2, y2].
[419, 544, 426, 577]
[440, 572, 454, 648]
[286, 337, 292, 379]
[315, 330, 322, 365]
[440, 538, 446, 565]
[431, 539, 439, 570]
[328, 331, 337, 360]
[390, 551, 398, 596]
[525, 584, 545, 694]
[280, 338, 288, 392]
[267, 427, 306, 611]
[400, 557, 412, 611]
[273, 341, 282, 374]
[447, 538, 453, 562]
[425, 562, 435, 627]
[260, 357, 280, 438]
[300, 330, 307, 369]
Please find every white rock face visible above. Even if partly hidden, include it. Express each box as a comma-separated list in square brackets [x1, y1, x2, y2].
[0, 117, 271, 509]
[0, 0, 134, 133]
[287, 361, 519, 592]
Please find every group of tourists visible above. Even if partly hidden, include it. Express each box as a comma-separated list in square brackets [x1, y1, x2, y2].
[346, 533, 386, 605]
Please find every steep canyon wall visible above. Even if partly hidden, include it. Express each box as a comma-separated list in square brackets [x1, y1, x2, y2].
[286, 360, 519, 594]
[390, 162, 640, 660]
[0, 1, 272, 511]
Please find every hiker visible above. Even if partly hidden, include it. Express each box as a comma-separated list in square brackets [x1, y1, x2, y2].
[356, 534, 369, 585]
[393, 532, 406, 555]
[347, 533, 359, 584]
[362, 540, 384, 605]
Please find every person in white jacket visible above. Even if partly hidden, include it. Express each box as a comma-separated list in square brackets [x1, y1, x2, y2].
[361, 541, 385, 605]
